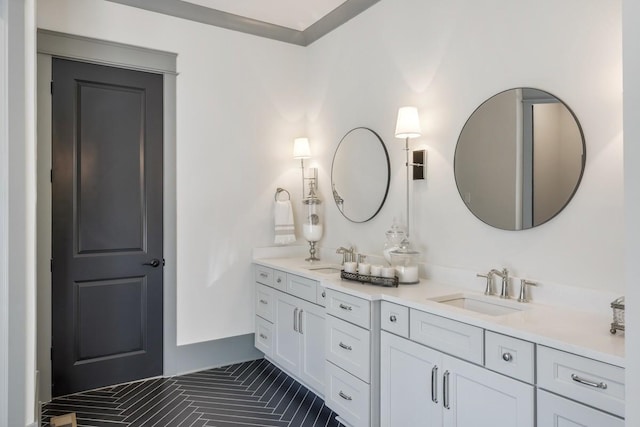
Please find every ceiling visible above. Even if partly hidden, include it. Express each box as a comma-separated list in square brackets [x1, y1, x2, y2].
[105, 0, 380, 46]
[182, 0, 349, 32]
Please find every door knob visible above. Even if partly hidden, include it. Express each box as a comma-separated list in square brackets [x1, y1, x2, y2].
[143, 258, 161, 268]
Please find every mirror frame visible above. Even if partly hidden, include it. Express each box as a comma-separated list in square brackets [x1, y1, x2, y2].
[331, 127, 391, 223]
[454, 87, 586, 231]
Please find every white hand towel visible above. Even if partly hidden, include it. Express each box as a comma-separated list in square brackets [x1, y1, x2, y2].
[274, 200, 296, 245]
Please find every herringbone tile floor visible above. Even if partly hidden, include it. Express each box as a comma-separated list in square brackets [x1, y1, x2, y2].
[41, 359, 343, 427]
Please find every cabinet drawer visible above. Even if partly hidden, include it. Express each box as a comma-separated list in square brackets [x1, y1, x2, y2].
[325, 362, 370, 427]
[286, 273, 317, 303]
[316, 285, 327, 307]
[326, 315, 371, 383]
[255, 284, 275, 322]
[537, 345, 625, 417]
[255, 316, 273, 357]
[537, 389, 624, 427]
[326, 290, 371, 329]
[381, 301, 409, 338]
[273, 270, 287, 291]
[485, 331, 534, 383]
[410, 309, 483, 365]
[255, 265, 273, 286]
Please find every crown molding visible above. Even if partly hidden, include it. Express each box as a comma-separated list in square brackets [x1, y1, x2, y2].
[105, 0, 380, 46]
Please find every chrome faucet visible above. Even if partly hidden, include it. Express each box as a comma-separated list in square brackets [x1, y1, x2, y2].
[477, 272, 494, 295]
[490, 268, 510, 299]
[336, 246, 355, 265]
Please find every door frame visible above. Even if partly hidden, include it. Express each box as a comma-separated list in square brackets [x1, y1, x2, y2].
[36, 29, 177, 402]
[0, 0, 9, 422]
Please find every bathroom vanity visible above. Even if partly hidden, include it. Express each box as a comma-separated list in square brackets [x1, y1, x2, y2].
[252, 257, 624, 427]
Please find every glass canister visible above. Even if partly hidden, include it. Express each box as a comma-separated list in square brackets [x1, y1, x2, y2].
[389, 239, 420, 284]
[383, 219, 406, 264]
[303, 180, 323, 261]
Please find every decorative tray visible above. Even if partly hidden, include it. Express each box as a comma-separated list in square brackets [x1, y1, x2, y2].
[340, 270, 399, 288]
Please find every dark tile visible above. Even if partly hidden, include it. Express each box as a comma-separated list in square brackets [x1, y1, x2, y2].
[42, 359, 340, 427]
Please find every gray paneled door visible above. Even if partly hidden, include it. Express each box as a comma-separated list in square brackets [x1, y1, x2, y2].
[51, 58, 164, 397]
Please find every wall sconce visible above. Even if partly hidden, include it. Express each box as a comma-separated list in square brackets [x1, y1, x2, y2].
[293, 137, 311, 197]
[293, 137, 323, 261]
[395, 106, 425, 238]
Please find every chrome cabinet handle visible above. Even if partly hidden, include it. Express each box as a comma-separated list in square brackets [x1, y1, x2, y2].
[298, 309, 304, 334]
[431, 366, 438, 403]
[260, 272, 268, 278]
[322, 291, 326, 298]
[443, 370, 450, 410]
[293, 308, 298, 332]
[339, 303, 353, 311]
[259, 333, 267, 340]
[338, 391, 353, 401]
[571, 374, 608, 390]
[339, 342, 352, 351]
[276, 277, 282, 283]
[389, 315, 397, 323]
[259, 299, 268, 305]
[502, 352, 513, 362]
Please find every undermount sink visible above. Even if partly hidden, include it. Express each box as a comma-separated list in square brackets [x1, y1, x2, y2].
[429, 293, 526, 316]
[306, 266, 342, 274]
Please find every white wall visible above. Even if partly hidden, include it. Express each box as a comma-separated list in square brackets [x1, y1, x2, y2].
[6, 0, 37, 425]
[37, 0, 307, 346]
[306, 0, 623, 295]
[623, 0, 640, 423]
[37, 0, 622, 352]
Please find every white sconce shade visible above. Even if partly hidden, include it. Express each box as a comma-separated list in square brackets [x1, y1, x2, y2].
[395, 106, 422, 139]
[293, 137, 311, 159]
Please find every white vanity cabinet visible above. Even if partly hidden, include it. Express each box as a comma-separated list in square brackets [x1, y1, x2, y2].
[537, 345, 625, 424]
[381, 330, 534, 427]
[537, 389, 624, 427]
[254, 265, 326, 396]
[324, 289, 379, 427]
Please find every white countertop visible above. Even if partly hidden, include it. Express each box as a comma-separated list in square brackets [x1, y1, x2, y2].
[254, 257, 625, 368]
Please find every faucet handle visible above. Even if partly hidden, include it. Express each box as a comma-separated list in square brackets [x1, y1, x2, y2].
[477, 272, 494, 296]
[518, 279, 537, 303]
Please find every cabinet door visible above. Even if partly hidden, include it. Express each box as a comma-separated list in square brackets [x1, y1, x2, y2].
[272, 291, 301, 374]
[380, 331, 443, 427]
[299, 299, 326, 395]
[443, 356, 534, 427]
[537, 389, 624, 427]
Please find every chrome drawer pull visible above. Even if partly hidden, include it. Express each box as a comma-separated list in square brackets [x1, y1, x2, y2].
[431, 366, 438, 403]
[298, 309, 304, 334]
[259, 299, 268, 305]
[339, 303, 353, 311]
[322, 291, 326, 298]
[339, 342, 353, 351]
[338, 391, 353, 401]
[571, 374, 608, 390]
[260, 272, 268, 278]
[443, 370, 450, 410]
[389, 315, 397, 323]
[276, 277, 282, 283]
[259, 333, 267, 340]
[502, 352, 513, 362]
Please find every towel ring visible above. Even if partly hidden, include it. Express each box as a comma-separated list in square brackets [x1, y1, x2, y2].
[275, 187, 291, 202]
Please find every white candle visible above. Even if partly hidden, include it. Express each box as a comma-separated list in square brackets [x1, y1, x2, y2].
[396, 265, 419, 283]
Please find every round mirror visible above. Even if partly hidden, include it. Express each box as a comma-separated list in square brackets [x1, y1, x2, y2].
[331, 127, 391, 223]
[454, 88, 585, 230]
